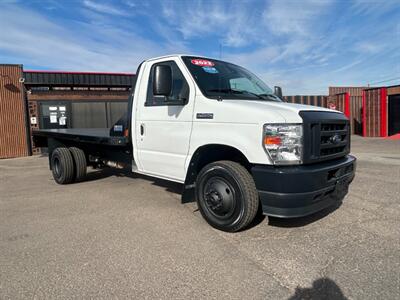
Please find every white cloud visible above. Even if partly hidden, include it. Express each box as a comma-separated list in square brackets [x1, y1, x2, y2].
[221, 0, 336, 68]
[160, 0, 264, 48]
[263, 0, 333, 37]
[223, 46, 281, 72]
[123, 0, 136, 8]
[350, 0, 399, 16]
[354, 42, 383, 54]
[332, 59, 364, 73]
[83, 0, 128, 16]
[0, 5, 169, 72]
[0, 0, 398, 95]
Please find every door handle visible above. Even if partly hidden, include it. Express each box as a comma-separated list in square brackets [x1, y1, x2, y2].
[140, 124, 145, 136]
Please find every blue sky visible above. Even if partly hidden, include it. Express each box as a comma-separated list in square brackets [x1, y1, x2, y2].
[0, 0, 399, 94]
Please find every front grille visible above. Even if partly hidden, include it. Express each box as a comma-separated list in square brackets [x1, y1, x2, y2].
[300, 111, 350, 164]
[321, 123, 346, 131]
[319, 122, 348, 158]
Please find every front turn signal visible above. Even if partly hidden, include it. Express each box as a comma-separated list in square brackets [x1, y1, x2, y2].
[264, 136, 282, 145]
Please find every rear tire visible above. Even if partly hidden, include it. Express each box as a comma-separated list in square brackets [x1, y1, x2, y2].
[69, 147, 87, 182]
[196, 160, 259, 232]
[51, 147, 75, 184]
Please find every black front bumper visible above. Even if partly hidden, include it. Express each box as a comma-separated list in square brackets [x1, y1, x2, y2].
[251, 155, 356, 218]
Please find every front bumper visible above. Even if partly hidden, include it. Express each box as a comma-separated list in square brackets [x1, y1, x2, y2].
[251, 155, 356, 218]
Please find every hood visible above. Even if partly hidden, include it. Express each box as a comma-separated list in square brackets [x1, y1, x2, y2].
[204, 99, 339, 124]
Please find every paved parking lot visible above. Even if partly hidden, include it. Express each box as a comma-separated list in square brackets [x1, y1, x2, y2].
[0, 136, 399, 299]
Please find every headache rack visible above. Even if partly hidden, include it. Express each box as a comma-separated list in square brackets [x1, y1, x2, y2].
[300, 111, 350, 164]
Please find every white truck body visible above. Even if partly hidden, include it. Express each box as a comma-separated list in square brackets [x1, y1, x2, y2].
[33, 54, 356, 232]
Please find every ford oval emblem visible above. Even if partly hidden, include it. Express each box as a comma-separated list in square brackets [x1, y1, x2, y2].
[330, 134, 341, 144]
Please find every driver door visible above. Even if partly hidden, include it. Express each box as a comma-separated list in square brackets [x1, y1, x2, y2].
[136, 59, 194, 182]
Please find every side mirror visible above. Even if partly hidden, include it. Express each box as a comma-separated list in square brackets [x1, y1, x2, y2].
[153, 65, 172, 96]
[274, 86, 283, 98]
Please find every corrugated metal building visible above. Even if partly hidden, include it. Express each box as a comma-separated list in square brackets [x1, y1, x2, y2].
[284, 85, 400, 137]
[0, 65, 30, 159]
[284, 93, 352, 129]
[329, 87, 366, 135]
[0, 64, 135, 158]
[363, 85, 400, 137]
[25, 70, 135, 154]
[284, 93, 350, 117]
[387, 86, 400, 136]
[284, 85, 399, 137]
[284, 95, 328, 107]
[1, 62, 399, 158]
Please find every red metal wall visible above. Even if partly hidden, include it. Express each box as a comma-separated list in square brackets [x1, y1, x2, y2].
[0, 65, 29, 159]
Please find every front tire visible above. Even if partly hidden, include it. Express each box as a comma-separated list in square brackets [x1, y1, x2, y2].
[51, 147, 75, 184]
[196, 161, 259, 232]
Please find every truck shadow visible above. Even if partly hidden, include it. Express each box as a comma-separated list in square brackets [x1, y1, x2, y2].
[267, 200, 343, 228]
[85, 167, 343, 229]
[85, 167, 183, 195]
[244, 201, 342, 231]
[288, 277, 347, 300]
[85, 167, 129, 181]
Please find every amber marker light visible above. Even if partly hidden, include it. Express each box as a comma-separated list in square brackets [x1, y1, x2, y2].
[264, 136, 282, 145]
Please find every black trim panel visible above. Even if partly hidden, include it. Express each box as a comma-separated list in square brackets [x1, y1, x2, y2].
[251, 155, 356, 218]
[33, 128, 128, 147]
[300, 111, 350, 164]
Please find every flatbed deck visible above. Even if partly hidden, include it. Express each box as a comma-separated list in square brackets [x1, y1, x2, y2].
[33, 129, 129, 146]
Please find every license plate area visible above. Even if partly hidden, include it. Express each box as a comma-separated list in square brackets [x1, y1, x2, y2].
[334, 177, 349, 198]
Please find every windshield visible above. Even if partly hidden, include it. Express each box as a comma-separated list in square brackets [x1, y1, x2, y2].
[182, 56, 281, 101]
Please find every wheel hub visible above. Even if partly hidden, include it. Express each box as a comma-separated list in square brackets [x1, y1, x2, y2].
[204, 178, 235, 217]
[205, 191, 223, 210]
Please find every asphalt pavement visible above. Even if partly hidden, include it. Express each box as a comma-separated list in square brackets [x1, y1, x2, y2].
[0, 136, 399, 299]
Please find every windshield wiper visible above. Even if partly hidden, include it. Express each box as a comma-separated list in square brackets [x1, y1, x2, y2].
[206, 89, 281, 101]
[207, 89, 265, 100]
[231, 90, 281, 101]
[207, 88, 234, 93]
[237, 90, 267, 100]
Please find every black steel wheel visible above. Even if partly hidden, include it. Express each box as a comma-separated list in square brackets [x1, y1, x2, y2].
[196, 160, 259, 232]
[51, 147, 75, 184]
[69, 147, 87, 182]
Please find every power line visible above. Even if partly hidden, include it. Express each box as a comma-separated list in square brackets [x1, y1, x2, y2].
[367, 76, 400, 86]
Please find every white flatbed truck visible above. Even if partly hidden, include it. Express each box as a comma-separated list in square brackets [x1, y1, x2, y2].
[33, 55, 356, 232]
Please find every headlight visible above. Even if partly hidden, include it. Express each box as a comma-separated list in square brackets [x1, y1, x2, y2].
[263, 124, 303, 165]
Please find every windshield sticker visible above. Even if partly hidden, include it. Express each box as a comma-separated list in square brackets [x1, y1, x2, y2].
[191, 59, 215, 67]
[202, 66, 218, 74]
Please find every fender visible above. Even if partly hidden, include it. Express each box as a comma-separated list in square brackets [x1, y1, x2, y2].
[181, 144, 250, 203]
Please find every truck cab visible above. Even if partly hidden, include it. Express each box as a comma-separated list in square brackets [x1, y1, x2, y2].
[33, 54, 356, 232]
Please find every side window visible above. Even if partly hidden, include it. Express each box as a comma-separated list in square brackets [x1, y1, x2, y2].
[146, 61, 189, 106]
